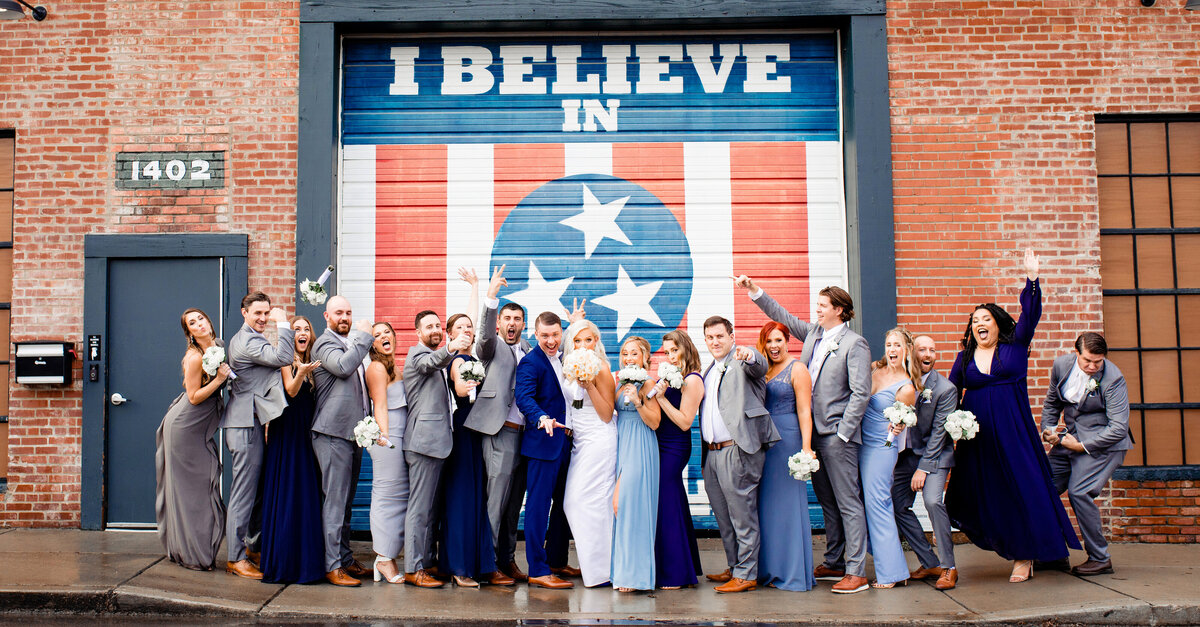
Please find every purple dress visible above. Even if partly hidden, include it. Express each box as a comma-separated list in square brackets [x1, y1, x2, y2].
[945, 279, 1081, 561]
[654, 372, 702, 588]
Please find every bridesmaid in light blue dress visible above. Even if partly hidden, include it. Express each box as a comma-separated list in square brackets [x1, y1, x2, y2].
[755, 322, 816, 591]
[859, 327, 921, 588]
[611, 336, 661, 592]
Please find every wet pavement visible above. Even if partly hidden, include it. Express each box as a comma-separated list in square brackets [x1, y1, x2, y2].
[0, 528, 1196, 624]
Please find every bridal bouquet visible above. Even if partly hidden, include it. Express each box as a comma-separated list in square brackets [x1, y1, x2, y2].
[883, 401, 917, 447]
[646, 362, 684, 399]
[562, 349, 603, 408]
[201, 345, 237, 380]
[944, 409, 980, 441]
[354, 415, 393, 448]
[299, 265, 334, 306]
[616, 365, 648, 405]
[787, 449, 820, 481]
[458, 359, 486, 403]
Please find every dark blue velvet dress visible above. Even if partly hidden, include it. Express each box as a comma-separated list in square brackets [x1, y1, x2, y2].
[654, 373, 702, 588]
[945, 279, 1082, 561]
[260, 378, 326, 583]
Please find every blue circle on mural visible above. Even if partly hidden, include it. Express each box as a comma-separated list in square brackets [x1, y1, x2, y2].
[490, 174, 693, 359]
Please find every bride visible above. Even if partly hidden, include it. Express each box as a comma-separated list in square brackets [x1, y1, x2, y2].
[561, 318, 617, 587]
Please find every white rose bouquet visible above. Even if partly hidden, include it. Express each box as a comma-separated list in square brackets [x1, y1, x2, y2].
[562, 349, 603, 408]
[616, 365, 648, 405]
[647, 362, 684, 399]
[458, 359, 486, 403]
[354, 415, 393, 448]
[787, 449, 820, 481]
[883, 401, 917, 447]
[201, 345, 237, 380]
[299, 265, 334, 306]
[944, 409, 980, 442]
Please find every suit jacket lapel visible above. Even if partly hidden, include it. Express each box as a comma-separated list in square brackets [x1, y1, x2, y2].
[810, 327, 846, 384]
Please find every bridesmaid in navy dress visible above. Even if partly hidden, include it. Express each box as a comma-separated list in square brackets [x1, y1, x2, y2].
[755, 322, 816, 591]
[260, 316, 326, 584]
[648, 330, 704, 589]
[945, 249, 1081, 583]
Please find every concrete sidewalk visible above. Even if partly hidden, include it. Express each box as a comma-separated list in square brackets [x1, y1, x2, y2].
[0, 528, 1196, 625]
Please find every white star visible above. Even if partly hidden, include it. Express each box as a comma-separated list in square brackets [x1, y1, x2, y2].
[592, 265, 664, 341]
[558, 184, 632, 259]
[503, 261, 573, 336]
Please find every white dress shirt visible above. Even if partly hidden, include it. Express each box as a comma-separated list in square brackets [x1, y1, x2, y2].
[701, 358, 734, 444]
[1063, 362, 1091, 405]
[506, 342, 526, 424]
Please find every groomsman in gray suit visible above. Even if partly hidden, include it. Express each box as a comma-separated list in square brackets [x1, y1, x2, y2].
[311, 295, 374, 586]
[892, 335, 959, 590]
[464, 266, 534, 582]
[1041, 332, 1131, 576]
[734, 276, 872, 594]
[402, 309, 471, 588]
[699, 315, 780, 594]
[223, 291, 293, 580]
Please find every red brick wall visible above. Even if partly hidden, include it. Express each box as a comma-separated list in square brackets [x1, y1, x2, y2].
[887, 1, 1200, 542]
[1108, 480, 1200, 543]
[0, 1, 300, 526]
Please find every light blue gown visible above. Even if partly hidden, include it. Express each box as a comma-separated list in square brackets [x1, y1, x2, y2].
[611, 395, 659, 590]
[859, 379, 911, 585]
[757, 361, 816, 591]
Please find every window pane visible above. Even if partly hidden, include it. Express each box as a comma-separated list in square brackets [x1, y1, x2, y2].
[1100, 234, 1134, 290]
[1095, 123, 1129, 175]
[1102, 295, 1138, 349]
[1130, 123, 1169, 175]
[1180, 295, 1200, 347]
[1182, 350, 1200, 404]
[1097, 178, 1131, 230]
[1137, 295, 1177, 348]
[1144, 409, 1183, 466]
[1141, 350, 1181, 404]
[0, 364, 7, 421]
[1185, 410, 1200, 465]
[1108, 350, 1141, 404]
[0, 249, 11, 303]
[1131, 177, 1172, 228]
[0, 136, 11, 189]
[1168, 122, 1200, 175]
[1173, 177, 1200, 228]
[0, 309, 8, 352]
[1134, 235, 1175, 290]
[0, 191, 10, 241]
[1176, 234, 1200, 289]
[1126, 409, 1145, 466]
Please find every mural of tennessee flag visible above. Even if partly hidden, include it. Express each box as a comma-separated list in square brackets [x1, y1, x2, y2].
[338, 34, 846, 528]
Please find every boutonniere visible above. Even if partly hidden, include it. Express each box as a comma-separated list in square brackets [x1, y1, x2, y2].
[715, 361, 728, 374]
[1086, 378, 1099, 394]
[826, 339, 839, 354]
[920, 388, 932, 403]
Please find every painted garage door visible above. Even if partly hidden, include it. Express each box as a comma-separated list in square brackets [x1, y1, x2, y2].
[338, 33, 846, 531]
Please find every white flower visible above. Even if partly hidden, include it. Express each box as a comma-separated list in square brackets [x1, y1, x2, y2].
[353, 415, 393, 448]
[562, 349, 603, 384]
[1086, 378, 1099, 394]
[944, 409, 979, 442]
[787, 449, 820, 481]
[617, 365, 648, 388]
[201, 346, 226, 377]
[826, 339, 839, 353]
[458, 359, 486, 382]
[657, 363, 684, 389]
[715, 361, 727, 374]
[920, 388, 932, 402]
[299, 278, 328, 306]
[883, 401, 917, 447]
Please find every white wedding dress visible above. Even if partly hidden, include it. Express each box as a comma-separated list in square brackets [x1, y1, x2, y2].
[562, 379, 617, 587]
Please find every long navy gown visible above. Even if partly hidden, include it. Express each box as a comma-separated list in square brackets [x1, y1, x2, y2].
[437, 354, 497, 578]
[654, 373, 702, 588]
[945, 278, 1081, 561]
[260, 377, 326, 583]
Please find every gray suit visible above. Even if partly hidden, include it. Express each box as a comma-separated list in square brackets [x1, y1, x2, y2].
[892, 369, 958, 570]
[752, 289, 872, 577]
[402, 342, 456, 572]
[223, 322, 294, 563]
[464, 302, 532, 566]
[311, 327, 373, 572]
[700, 348, 780, 581]
[1041, 354, 1131, 562]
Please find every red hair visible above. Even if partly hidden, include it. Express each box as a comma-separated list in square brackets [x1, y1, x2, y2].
[756, 321, 791, 358]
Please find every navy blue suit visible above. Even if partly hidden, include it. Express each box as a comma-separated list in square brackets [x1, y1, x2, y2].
[514, 347, 572, 578]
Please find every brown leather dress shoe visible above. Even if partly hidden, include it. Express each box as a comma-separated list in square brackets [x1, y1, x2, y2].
[326, 568, 362, 587]
[503, 561, 529, 582]
[935, 568, 958, 590]
[404, 569, 445, 588]
[485, 571, 516, 586]
[813, 564, 846, 581]
[245, 550, 261, 569]
[714, 577, 757, 593]
[550, 565, 582, 578]
[528, 574, 574, 589]
[831, 574, 869, 594]
[1070, 559, 1113, 576]
[910, 566, 943, 580]
[705, 568, 732, 583]
[344, 559, 371, 578]
[226, 559, 263, 580]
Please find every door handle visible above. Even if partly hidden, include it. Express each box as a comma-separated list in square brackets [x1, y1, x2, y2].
[111, 393, 129, 406]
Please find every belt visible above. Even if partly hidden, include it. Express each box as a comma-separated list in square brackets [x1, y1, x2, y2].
[502, 421, 523, 432]
[706, 440, 734, 451]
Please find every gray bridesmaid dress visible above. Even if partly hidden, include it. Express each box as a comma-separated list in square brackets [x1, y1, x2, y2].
[155, 343, 227, 570]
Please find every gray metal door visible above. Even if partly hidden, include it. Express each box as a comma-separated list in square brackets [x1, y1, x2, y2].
[105, 257, 223, 527]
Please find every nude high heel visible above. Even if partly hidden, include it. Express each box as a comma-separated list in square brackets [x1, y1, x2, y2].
[374, 556, 403, 583]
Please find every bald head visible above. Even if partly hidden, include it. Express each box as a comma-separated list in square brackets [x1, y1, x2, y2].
[324, 295, 353, 335]
[914, 335, 937, 375]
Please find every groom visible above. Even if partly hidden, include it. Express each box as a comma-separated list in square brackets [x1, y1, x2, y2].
[224, 291, 293, 580]
[734, 276, 873, 594]
[699, 315, 779, 593]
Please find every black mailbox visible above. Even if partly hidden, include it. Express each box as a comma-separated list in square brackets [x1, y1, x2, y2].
[15, 342, 75, 385]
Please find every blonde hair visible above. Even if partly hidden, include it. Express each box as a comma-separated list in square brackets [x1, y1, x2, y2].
[619, 336, 652, 369]
[873, 326, 923, 393]
[564, 319, 607, 362]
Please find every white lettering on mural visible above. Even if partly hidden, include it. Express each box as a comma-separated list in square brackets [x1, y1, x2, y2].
[389, 47, 420, 95]
[498, 45, 547, 95]
[441, 46, 495, 95]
